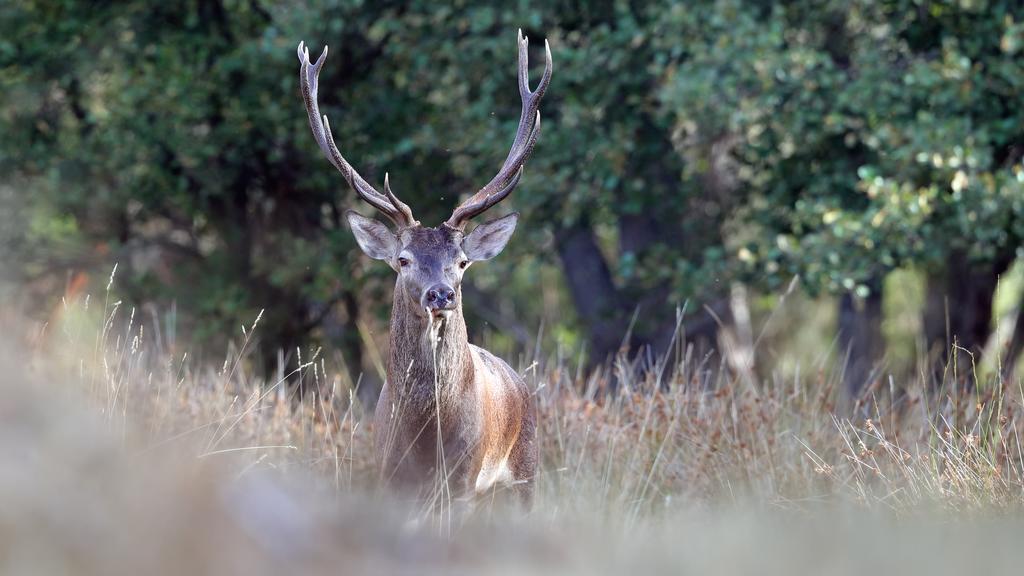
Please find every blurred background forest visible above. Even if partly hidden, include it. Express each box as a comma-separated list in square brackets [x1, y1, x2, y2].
[3, 0, 1024, 399]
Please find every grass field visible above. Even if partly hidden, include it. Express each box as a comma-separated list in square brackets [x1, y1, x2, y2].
[5, 289, 1024, 575]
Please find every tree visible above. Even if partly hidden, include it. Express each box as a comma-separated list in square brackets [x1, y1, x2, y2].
[2, 0, 735, 379]
[6, 0, 1022, 396]
[1, 1, 405, 377]
[657, 0, 1024, 393]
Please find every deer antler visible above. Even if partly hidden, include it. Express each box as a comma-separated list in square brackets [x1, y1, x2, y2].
[297, 42, 418, 228]
[446, 30, 552, 230]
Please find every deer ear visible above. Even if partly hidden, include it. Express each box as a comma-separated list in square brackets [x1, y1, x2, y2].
[462, 212, 518, 261]
[346, 210, 398, 261]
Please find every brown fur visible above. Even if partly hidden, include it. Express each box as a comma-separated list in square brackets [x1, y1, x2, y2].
[299, 32, 549, 508]
[372, 226, 537, 505]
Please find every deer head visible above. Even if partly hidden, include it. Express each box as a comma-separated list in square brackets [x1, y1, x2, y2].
[297, 31, 551, 321]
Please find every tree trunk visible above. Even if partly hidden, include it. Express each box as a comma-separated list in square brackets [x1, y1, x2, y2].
[837, 278, 883, 399]
[555, 215, 727, 376]
[317, 289, 366, 397]
[924, 250, 1012, 386]
[554, 220, 627, 364]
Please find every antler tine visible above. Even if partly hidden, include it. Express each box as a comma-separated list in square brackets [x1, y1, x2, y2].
[383, 172, 417, 225]
[297, 41, 417, 228]
[475, 166, 524, 214]
[504, 31, 552, 172]
[446, 31, 552, 230]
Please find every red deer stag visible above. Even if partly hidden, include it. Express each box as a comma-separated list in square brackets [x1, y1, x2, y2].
[297, 31, 551, 505]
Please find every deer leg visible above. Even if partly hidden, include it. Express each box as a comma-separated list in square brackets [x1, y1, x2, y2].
[506, 409, 538, 508]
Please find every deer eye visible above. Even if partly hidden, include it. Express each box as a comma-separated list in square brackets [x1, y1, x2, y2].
[398, 257, 410, 267]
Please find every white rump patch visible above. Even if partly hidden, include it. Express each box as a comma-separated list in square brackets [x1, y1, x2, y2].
[474, 459, 514, 494]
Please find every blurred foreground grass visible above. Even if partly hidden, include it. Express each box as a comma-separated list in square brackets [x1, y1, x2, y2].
[4, 290, 1024, 575]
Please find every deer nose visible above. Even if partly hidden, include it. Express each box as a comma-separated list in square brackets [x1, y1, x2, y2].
[424, 284, 456, 310]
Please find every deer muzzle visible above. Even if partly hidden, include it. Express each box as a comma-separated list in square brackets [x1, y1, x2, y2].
[423, 284, 456, 314]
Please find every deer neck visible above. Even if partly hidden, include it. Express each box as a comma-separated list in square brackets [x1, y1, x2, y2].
[387, 288, 473, 412]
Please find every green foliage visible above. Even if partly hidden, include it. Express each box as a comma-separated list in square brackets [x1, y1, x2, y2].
[3, 0, 1023, 371]
[658, 0, 1024, 296]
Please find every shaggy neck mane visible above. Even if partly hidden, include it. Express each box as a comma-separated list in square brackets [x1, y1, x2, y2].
[387, 286, 473, 414]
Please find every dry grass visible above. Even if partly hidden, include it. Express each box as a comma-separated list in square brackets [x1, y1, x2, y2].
[6, 289, 1024, 574]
